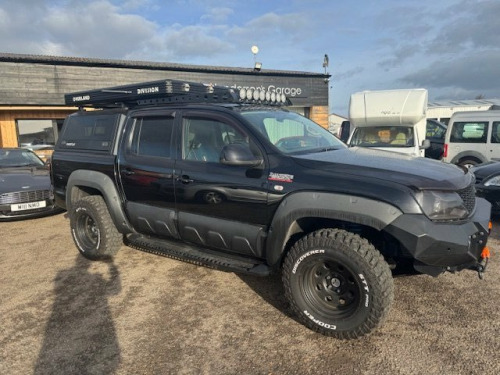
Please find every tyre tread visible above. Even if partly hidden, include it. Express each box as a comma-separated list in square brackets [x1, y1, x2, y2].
[282, 228, 394, 339]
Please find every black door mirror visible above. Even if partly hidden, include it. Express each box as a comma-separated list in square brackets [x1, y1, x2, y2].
[220, 143, 263, 167]
[339, 120, 351, 143]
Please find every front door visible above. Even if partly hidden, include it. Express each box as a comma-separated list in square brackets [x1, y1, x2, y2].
[174, 111, 269, 258]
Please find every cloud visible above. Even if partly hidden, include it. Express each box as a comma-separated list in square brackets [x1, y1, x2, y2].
[426, 0, 500, 55]
[154, 25, 234, 60]
[41, 1, 157, 58]
[400, 50, 500, 98]
[201, 7, 234, 23]
[333, 66, 364, 82]
[377, 44, 421, 69]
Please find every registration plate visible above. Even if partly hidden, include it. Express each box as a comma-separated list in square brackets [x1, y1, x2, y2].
[11, 201, 47, 212]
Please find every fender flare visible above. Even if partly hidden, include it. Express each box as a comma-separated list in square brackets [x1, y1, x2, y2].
[450, 150, 487, 165]
[266, 192, 403, 266]
[66, 170, 134, 234]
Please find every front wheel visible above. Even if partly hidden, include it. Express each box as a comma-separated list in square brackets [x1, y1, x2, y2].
[70, 195, 122, 260]
[282, 229, 394, 339]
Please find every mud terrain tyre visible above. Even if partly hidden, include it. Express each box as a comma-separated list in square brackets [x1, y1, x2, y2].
[282, 228, 394, 339]
[70, 195, 122, 260]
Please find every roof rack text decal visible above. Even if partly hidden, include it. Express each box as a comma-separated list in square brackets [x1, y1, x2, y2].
[137, 87, 160, 95]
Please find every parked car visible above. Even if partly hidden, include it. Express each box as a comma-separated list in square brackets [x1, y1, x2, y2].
[442, 110, 500, 168]
[26, 145, 55, 162]
[425, 119, 447, 160]
[0, 148, 63, 220]
[471, 161, 500, 214]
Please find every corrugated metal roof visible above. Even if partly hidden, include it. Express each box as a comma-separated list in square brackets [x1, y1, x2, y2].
[0, 52, 327, 78]
[428, 98, 500, 108]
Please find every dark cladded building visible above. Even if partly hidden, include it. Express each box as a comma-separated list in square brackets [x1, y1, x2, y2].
[0, 53, 330, 152]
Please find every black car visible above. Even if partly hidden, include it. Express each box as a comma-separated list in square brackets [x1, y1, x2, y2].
[50, 79, 492, 340]
[425, 119, 447, 160]
[471, 161, 500, 214]
[0, 148, 62, 220]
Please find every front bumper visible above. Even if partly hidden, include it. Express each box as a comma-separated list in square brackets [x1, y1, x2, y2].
[0, 199, 64, 221]
[384, 197, 491, 276]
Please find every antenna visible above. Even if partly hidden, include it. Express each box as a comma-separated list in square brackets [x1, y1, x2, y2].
[323, 54, 329, 74]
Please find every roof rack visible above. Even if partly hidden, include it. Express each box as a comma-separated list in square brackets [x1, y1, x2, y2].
[64, 79, 290, 108]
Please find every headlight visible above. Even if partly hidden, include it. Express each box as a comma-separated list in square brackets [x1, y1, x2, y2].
[416, 190, 469, 220]
[484, 175, 500, 187]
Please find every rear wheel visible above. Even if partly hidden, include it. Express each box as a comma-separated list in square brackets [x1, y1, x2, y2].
[282, 228, 394, 339]
[458, 158, 480, 169]
[70, 195, 122, 260]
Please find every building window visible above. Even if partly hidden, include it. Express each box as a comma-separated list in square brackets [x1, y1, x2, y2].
[16, 119, 60, 148]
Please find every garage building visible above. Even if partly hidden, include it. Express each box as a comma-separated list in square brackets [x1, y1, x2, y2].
[0, 53, 330, 151]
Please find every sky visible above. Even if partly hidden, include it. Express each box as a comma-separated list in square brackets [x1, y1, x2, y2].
[1, 0, 499, 116]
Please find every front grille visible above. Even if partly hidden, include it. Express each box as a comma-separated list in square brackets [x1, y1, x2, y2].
[0, 190, 51, 205]
[457, 182, 476, 215]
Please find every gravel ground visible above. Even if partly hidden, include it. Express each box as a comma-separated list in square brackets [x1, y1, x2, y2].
[1, 212, 499, 375]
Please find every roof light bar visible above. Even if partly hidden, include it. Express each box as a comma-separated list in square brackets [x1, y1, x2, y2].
[65, 79, 290, 108]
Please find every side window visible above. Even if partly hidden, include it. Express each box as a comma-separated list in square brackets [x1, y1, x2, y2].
[450, 121, 488, 143]
[59, 114, 120, 151]
[491, 121, 500, 144]
[182, 116, 251, 163]
[130, 116, 174, 158]
[426, 120, 446, 138]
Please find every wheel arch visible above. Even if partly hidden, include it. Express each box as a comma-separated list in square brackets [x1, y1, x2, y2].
[266, 192, 403, 267]
[450, 150, 487, 165]
[67, 170, 134, 234]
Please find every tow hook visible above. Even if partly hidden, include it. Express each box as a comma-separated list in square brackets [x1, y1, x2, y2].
[477, 247, 490, 280]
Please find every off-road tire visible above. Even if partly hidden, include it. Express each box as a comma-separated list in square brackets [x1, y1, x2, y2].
[70, 195, 122, 260]
[282, 228, 394, 339]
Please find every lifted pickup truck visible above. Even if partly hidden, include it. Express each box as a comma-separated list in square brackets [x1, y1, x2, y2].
[51, 80, 491, 339]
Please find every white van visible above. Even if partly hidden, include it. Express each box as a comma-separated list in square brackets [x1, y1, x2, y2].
[442, 110, 500, 168]
[347, 89, 430, 157]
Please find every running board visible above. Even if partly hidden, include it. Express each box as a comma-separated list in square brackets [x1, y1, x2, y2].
[125, 233, 270, 276]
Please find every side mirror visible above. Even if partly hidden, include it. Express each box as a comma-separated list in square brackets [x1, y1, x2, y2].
[420, 139, 431, 150]
[339, 121, 351, 143]
[220, 143, 263, 167]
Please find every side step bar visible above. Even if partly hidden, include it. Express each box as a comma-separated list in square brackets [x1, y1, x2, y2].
[125, 233, 270, 277]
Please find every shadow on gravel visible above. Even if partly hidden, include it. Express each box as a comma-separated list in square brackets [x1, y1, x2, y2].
[237, 272, 298, 321]
[34, 255, 121, 375]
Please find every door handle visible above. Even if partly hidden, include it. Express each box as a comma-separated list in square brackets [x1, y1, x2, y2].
[122, 169, 135, 176]
[177, 175, 194, 184]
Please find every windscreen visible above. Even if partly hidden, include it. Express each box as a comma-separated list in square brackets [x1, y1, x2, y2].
[240, 110, 346, 154]
[0, 149, 45, 168]
[349, 126, 415, 147]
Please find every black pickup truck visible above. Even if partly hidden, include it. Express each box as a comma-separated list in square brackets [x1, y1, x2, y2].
[51, 80, 491, 339]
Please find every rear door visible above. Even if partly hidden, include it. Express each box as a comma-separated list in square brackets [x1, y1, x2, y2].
[425, 119, 446, 159]
[174, 110, 270, 258]
[117, 110, 179, 238]
[489, 121, 500, 161]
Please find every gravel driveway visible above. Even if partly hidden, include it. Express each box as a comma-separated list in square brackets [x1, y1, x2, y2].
[1, 213, 499, 374]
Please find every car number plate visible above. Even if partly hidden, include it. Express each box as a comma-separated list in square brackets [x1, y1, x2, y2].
[11, 201, 47, 212]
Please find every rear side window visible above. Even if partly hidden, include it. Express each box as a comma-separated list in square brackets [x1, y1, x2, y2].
[129, 116, 174, 158]
[59, 113, 121, 151]
[491, 122, 500, 144]
[450, 121, 488, 143]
